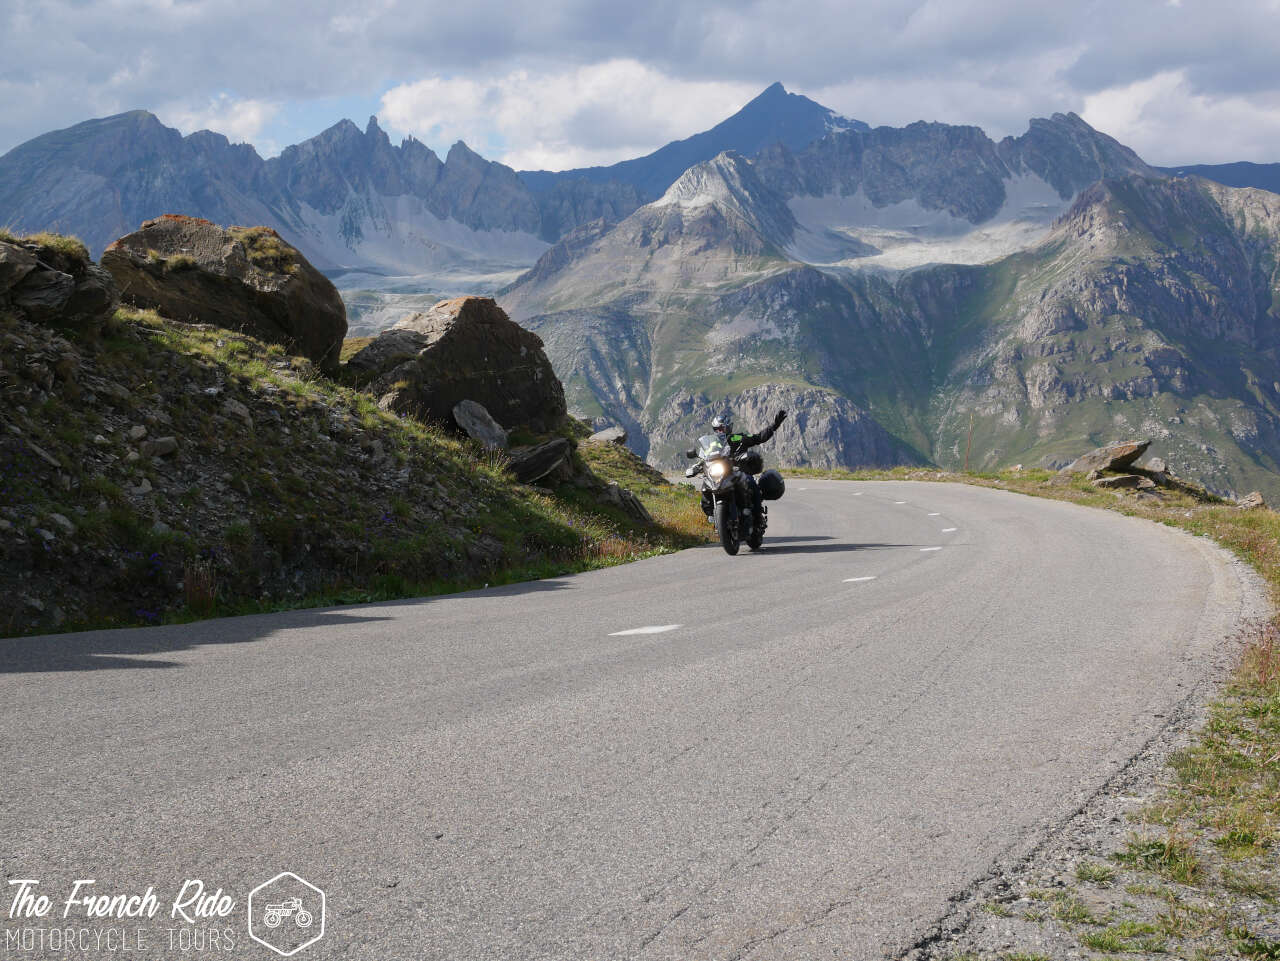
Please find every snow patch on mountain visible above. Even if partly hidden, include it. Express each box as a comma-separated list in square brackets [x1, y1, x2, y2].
[786, 172, 1068, 272]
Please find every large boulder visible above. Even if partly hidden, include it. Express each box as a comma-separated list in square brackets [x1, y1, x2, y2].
[1061, 439, 1150, 475]
[0, 236, 118, 335]
[101, 215, 347, 372]
[348, 297, 566, 431]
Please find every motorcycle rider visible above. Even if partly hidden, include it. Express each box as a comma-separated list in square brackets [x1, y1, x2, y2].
[709, 408, 787, 536]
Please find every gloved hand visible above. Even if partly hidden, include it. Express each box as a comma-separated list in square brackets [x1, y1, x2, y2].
[773, 410, 787, 429]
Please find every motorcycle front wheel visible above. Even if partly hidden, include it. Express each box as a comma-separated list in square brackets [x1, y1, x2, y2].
[714, 499, 740, 555]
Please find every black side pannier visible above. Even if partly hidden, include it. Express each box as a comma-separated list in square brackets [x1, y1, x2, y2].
[758, 469, 785, 500]
[738, 450, 764, 475]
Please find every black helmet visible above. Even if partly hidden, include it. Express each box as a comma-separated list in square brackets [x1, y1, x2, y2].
[712, 411, 733, 434]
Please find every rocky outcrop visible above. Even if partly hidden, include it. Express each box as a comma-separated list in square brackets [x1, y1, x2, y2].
[348, 297, 566, 432]
[1238, 491, 1267, 510]
[1062, 440, 1151, 475]
[0, 236, 118, 335]
[101, 215, 347, 371]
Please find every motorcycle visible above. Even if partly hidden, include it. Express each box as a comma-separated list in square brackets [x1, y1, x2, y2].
[685, 434, 785, 555]
[263, 897, 314, 929]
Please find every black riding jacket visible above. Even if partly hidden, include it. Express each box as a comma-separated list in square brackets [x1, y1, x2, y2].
[720, 423, 776, 456]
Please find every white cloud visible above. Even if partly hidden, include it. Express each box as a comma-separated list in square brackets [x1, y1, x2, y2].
[1083, 70, 1280, 164]
[379, 60, 758, 170]
[161, 94, 281, 144]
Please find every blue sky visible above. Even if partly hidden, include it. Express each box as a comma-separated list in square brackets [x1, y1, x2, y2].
[3, 0, 1280, 169]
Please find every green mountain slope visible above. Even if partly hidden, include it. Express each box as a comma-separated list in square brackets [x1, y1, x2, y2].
[503, 168, 1280, 499]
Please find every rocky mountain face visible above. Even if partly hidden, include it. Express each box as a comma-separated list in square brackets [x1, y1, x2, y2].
[501, 115, 1161, 471]
[503, 139, 1280, 497]
[922, 175, 1280, 497]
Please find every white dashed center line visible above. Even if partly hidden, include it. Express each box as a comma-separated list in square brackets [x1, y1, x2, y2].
[843, 576, 877, 583]
[608, 625, 682, 636]
[927, 512, 940, 516]
[893, 501, 907, 504]
[920, 547, 943, 552]
[941, 527, 957, 533]
[853, 492, 863, 496]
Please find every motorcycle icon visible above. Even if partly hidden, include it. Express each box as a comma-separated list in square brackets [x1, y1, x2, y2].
[263, 897, 314, 929]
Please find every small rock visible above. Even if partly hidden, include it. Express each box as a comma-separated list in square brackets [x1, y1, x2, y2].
[100, 381, 132, 402]
[0, 519, 12, 532]
[142, 436, 178, 457]
[586, 425, 628, 446]
[92, 434, 110, 446]
[22, 595, 44, 612]
[33, 528, 56, 542]
[151, 520, 172, 535]
[130, 477, 153, 495]
[1144, 457, 1167, 473]
[125, 450, 141, 463]
[1238, 491, 1266, 510]
[26, 441, 61, 468]
[47, 513, 75, 535]
[128, 424, 148, 441]
[222, 398, 252, 426]
[452, 399, 508, 451]
[507, 438, 573, 484]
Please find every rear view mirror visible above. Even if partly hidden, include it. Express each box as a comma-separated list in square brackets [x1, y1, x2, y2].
[686, 449, 697, 459]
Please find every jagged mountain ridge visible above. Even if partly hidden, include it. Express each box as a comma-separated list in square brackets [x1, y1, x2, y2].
[0, 83, 867, 290]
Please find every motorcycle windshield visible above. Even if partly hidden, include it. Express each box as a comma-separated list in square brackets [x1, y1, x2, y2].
[696, 434, 729, 459]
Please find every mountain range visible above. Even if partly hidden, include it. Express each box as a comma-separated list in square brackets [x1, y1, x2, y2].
[4, 85, 1280, 496]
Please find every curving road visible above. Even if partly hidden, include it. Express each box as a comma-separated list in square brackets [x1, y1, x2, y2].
[0, 481, 1264, 960]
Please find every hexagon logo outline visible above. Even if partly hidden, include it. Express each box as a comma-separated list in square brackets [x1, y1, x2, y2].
[247, 871, 326, 957]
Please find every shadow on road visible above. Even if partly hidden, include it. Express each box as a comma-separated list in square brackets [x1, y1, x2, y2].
[0, 608, 395, 674]
[1, 575, 581, 673]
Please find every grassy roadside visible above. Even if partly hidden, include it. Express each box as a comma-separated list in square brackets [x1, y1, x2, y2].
[1, 308, 709, 638]
[790, 466, 1279, 959]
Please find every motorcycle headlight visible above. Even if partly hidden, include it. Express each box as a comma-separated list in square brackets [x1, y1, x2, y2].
[707, 459, 728, 481]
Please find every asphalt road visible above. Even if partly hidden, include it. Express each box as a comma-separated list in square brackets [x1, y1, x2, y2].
[0, 480, 1265, 960]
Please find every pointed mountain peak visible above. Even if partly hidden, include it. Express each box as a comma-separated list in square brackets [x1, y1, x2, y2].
[753, 81, 789, 101]
[366, 115, 382, 135]
[654, 150, 794, 240]
[446, 140, 484, 165]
